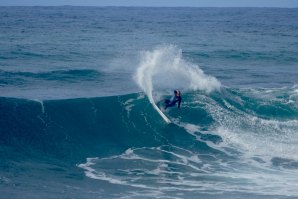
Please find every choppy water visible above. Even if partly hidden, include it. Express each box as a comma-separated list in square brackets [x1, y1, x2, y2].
[1, 6, 298, 199]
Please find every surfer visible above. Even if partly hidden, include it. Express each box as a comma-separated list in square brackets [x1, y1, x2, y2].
[165, 90, 182, 110]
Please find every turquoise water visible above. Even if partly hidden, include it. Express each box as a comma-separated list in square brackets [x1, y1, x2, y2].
[1, 7, 298, 199]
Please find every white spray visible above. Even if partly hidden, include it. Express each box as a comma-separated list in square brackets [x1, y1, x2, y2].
[134, 45, 221, 105]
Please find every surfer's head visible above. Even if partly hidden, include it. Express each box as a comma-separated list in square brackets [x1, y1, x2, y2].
[174, 90, 181, 96]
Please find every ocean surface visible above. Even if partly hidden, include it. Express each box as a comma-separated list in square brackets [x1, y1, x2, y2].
[1, 6, 298, 199]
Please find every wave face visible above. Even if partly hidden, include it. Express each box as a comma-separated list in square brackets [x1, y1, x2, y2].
[1, 86, 298, 198]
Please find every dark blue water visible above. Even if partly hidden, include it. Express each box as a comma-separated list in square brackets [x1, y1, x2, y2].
[0, 7, 298, 199]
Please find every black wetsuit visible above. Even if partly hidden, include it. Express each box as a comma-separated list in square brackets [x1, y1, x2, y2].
[165, 95, 181, 109]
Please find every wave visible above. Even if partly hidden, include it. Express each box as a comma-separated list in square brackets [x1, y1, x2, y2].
[1, 85, 298, 196]
[3, 87, 297, 159]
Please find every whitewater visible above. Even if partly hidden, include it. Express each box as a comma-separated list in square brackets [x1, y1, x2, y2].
[1, 6, 298, 199]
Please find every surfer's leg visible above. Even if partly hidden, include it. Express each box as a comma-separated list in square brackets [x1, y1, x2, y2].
[164, 99, 171, 109]
[165, 100, 176, 110]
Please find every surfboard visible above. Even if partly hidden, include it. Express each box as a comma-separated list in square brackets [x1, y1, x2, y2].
[152, 102, 171, 124]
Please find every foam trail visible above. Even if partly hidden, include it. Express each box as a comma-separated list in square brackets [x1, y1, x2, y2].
[134, 45, 221, 109]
